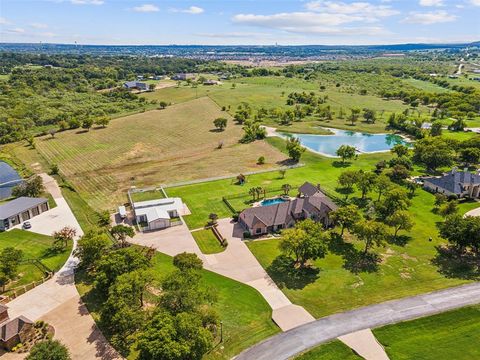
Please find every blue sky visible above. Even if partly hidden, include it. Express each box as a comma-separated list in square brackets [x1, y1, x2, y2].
[0, 0, 479, 45]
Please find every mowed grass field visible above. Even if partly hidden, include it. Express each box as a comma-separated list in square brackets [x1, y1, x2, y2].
[34, 97, 287, 210]
[0, 229, 71, 292]
[295, 340, 361, 360]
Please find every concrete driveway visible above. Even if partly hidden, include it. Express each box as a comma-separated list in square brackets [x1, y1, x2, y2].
[465, 205, 480, 217]
[235, 282, 480, 360]
[5, 174, 120, 359]
[202, 219, 315, 331]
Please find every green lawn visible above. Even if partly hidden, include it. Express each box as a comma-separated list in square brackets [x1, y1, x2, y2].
[129, 189, 165, 203]
[295, 340, 362, 360]
[373, 305, 480, 360]
[192, 229, 225, 254]
[0, 229, 71, 293]
[76, 251, 279, 360]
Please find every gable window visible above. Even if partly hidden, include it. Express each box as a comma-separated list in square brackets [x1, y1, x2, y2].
[256, 228, 262, 234]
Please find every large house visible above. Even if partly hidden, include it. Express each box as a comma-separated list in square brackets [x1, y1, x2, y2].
[0, 304, 33, 351]
[0, 197, 49, 231]
[123, 81, 148, 91]
[171, 73, 195, 81]
[239, 182, 338, 236]
[133, 197, 184, 231]
[423, 168, 480, 199]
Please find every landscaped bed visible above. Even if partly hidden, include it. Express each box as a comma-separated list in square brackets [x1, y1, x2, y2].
[192, 228, 225, 254]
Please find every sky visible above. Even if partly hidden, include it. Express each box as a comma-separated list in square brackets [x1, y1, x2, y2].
[0, 0, 479, 45]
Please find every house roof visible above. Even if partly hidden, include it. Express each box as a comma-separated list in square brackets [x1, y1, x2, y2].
[239, 184, 338, 229]
[299, 182, 320, 197]
[124, 81, 147, 89]
[0, 316, 33, 342]
[0, 304, 7, 316]
[425, 170, 480, 194]
[0, 197, 47, 220]
[133, 198, 183, 223]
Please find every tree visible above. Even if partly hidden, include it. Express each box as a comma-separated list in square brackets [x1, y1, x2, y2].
[375, 174, 392, 201]
[94, 247, 152, 294]
[52, 226, 76, 250]
[158, 101, 168, 109]
[430, 122, 442, 137]
[48, 128, 57, 139]
[331, 204, 362, 236]
[95, 116, 110, 128]
[281, 183, 291, 195]
[0, 247, 23, 292]
[286, 137, 306, 162]
[257, 156, 265, 165]
[75, 231, 111, 270]
[173, 252, 203, 271]
[148, 83, 156, 91]
[336, 145, 356, 164]
[137, 310, 215, 360]
[386, 210, 414, 239]
[338, 170, 358, 199]
[12, 175, 44, 197]
[110, 224, 135, 247]
[438, 215, 480, 255]
[279, 219, 328, 267]
[97, 210, 111, 227]
[412, 137, 455, 172]
[388, 164, 411, 183]
[82, 118, 94, 131]
[249, 187, 258, 201]
[26, 340, 71, 360]
[213, 117, 227, 131]
[439, 200, 459, 217]
[353, 220, 388, 255]
[460, 147, 480, 166]
[376, 187, 411, 220]
[390, 144, 409, 158]
[348, 108, 361, 126]
[50, 163, 59, 175]
[279, 169, 286, 179]
[362, 108, 376, 124]
[355, 171, 377, 200]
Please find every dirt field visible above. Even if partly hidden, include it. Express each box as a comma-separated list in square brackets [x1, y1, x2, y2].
[35, 97, 287, 210]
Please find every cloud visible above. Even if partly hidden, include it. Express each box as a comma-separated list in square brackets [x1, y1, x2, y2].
[171, 6, 204, 14]
[195, 32, 271, 39]
[470, 0, 480, 5]
[419, 0, 444, 6]
[0, 17, 11, 25]
[5, 28, 26, 34]
[30, 22, 49, 29]
[132, 4, 159, 12]
[71, 0, 104, 4]
[403, 10, 457, 24]
[305, 1, 399, 18]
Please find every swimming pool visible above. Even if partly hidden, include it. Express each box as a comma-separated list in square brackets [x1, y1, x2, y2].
[280, 128, 408, 157]
[0, 161, 22, 200]
[261, 198, 287, 206]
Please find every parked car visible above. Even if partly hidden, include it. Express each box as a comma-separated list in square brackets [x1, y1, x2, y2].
[22, 221, 31, 229]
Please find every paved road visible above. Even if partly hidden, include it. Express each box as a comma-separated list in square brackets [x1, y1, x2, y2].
[235, 282, 480, 360]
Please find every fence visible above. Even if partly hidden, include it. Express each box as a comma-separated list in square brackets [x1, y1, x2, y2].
[1, 273, 53, 303]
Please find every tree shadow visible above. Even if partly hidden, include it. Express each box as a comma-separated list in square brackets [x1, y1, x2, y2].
[76, 129, 90, 134]
[351, 197, 369, 208]
[431, 246, 480, 280]
[328, 233, 356, 255]
[342, 250, 381, 274]
[332, 161, 351, 168]
[209, 128, 224, 133]
[267, 255, 320, 290]
[386, 234, 412, 247]
[275, 159, 298, 167]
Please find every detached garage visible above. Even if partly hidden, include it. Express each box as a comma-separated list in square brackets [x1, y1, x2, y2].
[0, 197, 49, 231]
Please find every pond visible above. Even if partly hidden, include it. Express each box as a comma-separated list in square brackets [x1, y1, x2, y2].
[280, 128, 408, 157]
[0, 161, 23, 200]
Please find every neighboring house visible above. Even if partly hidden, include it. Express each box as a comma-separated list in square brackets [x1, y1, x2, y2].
[0, 197, 49, 231]
[172, 73, 195, 81]
[423, 168, 480, 199]
[133, 198, 184, 231]
[0, 304, 34, 351]
[239, 182, 338, 236]
[123, 81, 148, 91]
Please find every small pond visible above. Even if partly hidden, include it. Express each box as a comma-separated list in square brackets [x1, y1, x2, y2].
[280, 128, 408, 157]
[0, 161, 23, 200]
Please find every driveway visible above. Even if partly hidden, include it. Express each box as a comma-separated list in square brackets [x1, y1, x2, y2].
[5, 174, 120, 359]
[235, 282, 480, 360]
[465, 205, 480, 217]
[202, 219, 314, 331]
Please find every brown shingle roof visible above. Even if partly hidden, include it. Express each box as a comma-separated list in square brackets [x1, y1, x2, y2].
[0, 316, 33, 342]
[299, 182, 319, 197]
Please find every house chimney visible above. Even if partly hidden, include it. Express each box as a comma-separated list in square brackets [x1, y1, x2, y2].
[317, 184, 321, 191]
[464, 168, 468, 173]
[451, 167, 458, 174]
